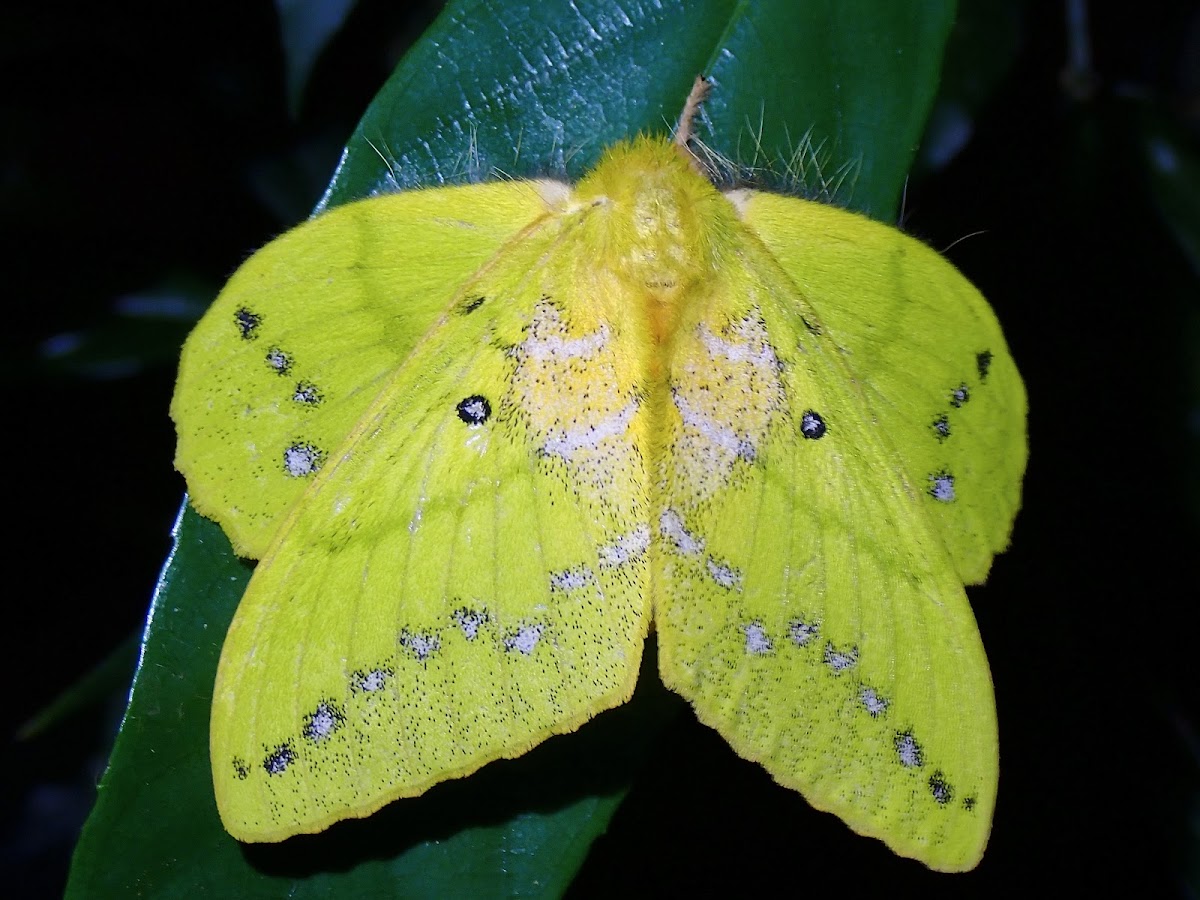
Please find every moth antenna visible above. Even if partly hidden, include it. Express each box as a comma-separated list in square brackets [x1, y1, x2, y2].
[674, 75, 712, 175]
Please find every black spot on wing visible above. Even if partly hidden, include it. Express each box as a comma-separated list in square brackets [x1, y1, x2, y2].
[293, 381, 323, 406]
[263, 742, 295, 775]
[459, 295, 487, 315]
[800, 410, 826, 439]
[976, 350, 993, 382]
[265, 347, 292, 374]
[235, 307, 263, 340]
[928, 771, 954, 805]
[456, 395, 492, 425]
[931, 414, 950, 441]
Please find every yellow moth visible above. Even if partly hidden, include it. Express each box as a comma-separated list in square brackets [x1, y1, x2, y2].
[172, 78, 1026, 872]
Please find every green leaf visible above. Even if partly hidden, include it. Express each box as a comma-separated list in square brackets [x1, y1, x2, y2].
[67, 1, 956, 896]
[323, 0, 954, 219]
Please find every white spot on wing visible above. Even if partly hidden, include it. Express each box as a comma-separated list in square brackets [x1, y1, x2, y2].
[824, 643, 858, 674]
[504, 623, 545, 655]
[264, 745, 295, 775]
[699, 321, 778, 367]
[453, 609, 487, 641]
[929, 472, 955, 502]
[399, 630, 440, 661]
[669, 314, 784, 503]
[673, 392, 756, 461]
[293, 382, 320, 405]
[598, 526, 650, 568]
[303, 703, 341, 741]
[706, 557, 742, 590]
[550, 565, 595, 591]
[266, 348, 290, 371]
[353, 668, 391, 692]
[660, 508, 703, 555]
[542, 400, 638, 461]
[789, 619, 820, 646]
[743, 622, 772, 655]
[860, 687, 889, 717]
[284, 443, 322, 477]
[518, 305, 609, 361]
[895, 731, 923, 768]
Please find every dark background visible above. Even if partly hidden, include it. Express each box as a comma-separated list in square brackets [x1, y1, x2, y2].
[3, 1, 1197, 896]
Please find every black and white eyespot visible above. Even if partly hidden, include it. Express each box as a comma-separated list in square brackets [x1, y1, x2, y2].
[265, 347, 292, 374]
[928, 470, 955, 503]
[550, 565, 595, 592]
[859, 687, 889, 717]
[824, 642, 858, 674]
[928, 771, 954, 805]
[950, 383, 970, 408]
[263, 743, 296, 775]
[293, 381, 323, 406]
[453, 608, 489, 641]
[302, 701, 345, 742]
[350, 666, 393, 693]
[399, 629, 441, 662]
[235, 307, 262, 340]
[976, 350, 993, 382]
[456, 395, 491, 426]
[283, 442, 325, 477]
[963, 795, 978, 812]
[788, 619, 820, 647]
[931, 415, 951, 441]
[800, 410, 827, 440]
[504, 623, 545, 655]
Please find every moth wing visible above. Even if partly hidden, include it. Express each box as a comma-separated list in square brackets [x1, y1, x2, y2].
[654, 198, 1011, 871]
[171, 181, 552, 558]
[209, 186, 654, 842]
[735, 190, 1027, 584]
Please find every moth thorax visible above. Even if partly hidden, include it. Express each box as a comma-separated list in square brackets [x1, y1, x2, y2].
[573, 139, 717, 300]
[619, 187, 696, 289]
[616, 182, 707, 294]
